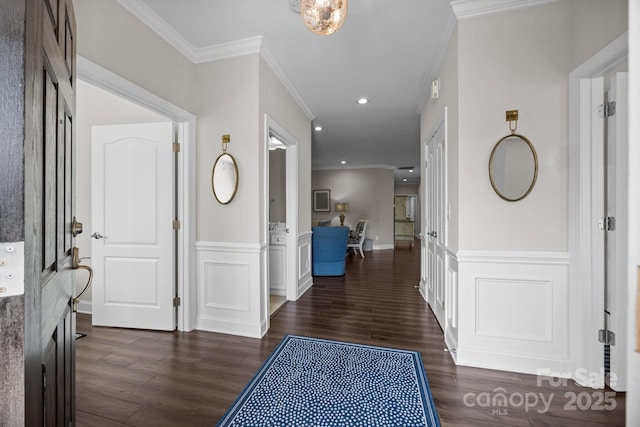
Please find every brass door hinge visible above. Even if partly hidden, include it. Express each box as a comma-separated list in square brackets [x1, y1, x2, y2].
[173, 220, 181, 230]
[173, 142, 181, 153]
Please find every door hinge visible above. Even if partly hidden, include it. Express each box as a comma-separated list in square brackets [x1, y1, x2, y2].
[173, 297, 181, 307]
[173, 220, 181, 230]
[42, 364, 47, 391]
[600, 101, 616, 118]
[606, 216, 616, 231]
[173, 142, 181, 153]
[598, 329, 616, 346]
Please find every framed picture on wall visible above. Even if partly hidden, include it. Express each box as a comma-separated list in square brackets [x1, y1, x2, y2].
[313, 189, 331, 212]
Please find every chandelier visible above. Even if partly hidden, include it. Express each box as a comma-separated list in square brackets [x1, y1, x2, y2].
[300, 0, 348, 36]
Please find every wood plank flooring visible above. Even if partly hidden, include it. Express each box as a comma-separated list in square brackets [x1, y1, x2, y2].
[75, 243, 625, 426]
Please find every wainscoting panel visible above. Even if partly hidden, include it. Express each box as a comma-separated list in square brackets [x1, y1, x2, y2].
[195, 242, 265, 338]
[444, 251, 459, 358]
[456, 251, 571, 375]
[297, 232, 313, 298]
[474, 278, 552, 342]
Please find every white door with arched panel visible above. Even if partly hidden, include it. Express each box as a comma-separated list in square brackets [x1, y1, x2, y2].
[426, 120, 446, 328]
[91, 122, 176, 330]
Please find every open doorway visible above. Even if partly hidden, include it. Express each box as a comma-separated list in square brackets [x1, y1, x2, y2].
[268, 133, 287, 315]
[76, 57, 197, 331]
[569, 34, 628, 390]
[263, 114, 299, 327]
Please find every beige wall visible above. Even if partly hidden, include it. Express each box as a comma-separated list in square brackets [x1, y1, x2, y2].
[259, 56, 313, 236]
[312, 168, 394, 247]
[446, 0, 626, 252]
[74, 0, 196, 112]
[420, 27, 459, 251]
[195, 55, 261, 243]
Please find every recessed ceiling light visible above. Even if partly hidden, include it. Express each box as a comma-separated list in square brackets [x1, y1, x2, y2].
[403, 179, 408, 182]
[357, 98, 368, 105]
[314, 126, 322, 131]
[341, 161, 346, 165]
[409, 169, 414, 173]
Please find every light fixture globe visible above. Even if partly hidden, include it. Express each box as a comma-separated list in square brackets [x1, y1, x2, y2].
[301, 0, 348, 36]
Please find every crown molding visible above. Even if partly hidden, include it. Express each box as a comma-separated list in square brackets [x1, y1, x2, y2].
[450, 0, 559, 20]
[116, 0, 314, 120]
[259, 39, 315, 120]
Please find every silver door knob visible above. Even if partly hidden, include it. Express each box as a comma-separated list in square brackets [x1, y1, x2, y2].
[91, 232, 103, 239]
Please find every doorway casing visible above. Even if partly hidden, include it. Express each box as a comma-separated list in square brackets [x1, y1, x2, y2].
[568, 32, 627, 387]
[263, 114, 300, 330]
[77, 56, 197, 331]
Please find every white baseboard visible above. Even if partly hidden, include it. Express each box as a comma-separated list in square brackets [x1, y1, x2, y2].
[76, 300, 92, 314]
[297, 276, 313, 298]
[196, 315, 265, 339]
[456, 347, 571, 377]
[372, 243, 395, 251]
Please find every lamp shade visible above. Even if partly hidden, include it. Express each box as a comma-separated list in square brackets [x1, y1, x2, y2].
[301, 0, 348, 36]
[335, 202, 349, 212]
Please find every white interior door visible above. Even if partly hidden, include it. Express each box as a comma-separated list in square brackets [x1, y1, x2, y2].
[606, 72, 628, 391]
[426, 122, 446, 327]
[91, 122, 175, 330]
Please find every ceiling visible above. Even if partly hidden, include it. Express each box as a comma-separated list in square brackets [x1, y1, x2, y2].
[118, 0, 458, 184]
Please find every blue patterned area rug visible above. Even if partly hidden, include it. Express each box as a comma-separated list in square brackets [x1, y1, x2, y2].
[217, 335, 440, 426]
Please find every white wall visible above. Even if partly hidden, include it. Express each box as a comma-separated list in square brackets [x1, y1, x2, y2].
[75, 80, 168, 305]
[626, 0, 640, 424]
[312, 168, 394, 248]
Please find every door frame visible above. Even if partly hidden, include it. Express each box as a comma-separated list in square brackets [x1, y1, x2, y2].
[263, 114, 299, 313]
[77, 56, 197, 331]
[568, 33, 627, 387]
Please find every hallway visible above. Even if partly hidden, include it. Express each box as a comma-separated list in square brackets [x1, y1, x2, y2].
[76, 243, 625, 426]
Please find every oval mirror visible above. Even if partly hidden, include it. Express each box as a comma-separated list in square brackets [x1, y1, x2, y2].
[488, 134, 538, 202]
[212, 153, 238, 204]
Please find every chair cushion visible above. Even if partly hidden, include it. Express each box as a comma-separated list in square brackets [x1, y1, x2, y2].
[349, 221, 365, 243]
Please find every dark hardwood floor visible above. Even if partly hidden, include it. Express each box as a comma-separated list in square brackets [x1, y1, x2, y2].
[75, 243, 625, 426]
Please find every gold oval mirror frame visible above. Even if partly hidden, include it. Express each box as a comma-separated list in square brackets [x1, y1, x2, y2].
[212, 152, 239, 204]
[488, 133, 538, 202]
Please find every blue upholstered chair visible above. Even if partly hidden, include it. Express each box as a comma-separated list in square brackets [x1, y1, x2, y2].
[311, 226, 350, 276]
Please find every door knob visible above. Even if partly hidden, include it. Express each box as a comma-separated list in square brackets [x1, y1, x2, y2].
[91, 232, 103, 239]
[72, 217, 83, 237]
[428, 231, 438, 238]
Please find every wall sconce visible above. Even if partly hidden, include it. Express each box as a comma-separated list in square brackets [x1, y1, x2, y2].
[335, 202, 349, 226]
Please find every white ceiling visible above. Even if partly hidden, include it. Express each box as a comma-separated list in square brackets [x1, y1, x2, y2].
[116, 0, 547, 184]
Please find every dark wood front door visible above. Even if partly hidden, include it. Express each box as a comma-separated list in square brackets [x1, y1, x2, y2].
[23, 0, 77, 424]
